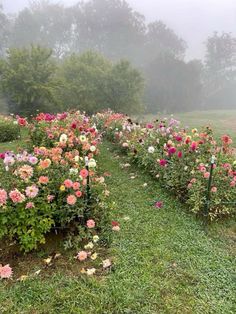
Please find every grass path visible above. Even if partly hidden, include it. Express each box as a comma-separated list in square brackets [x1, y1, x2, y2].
[0, 141, 235, 313]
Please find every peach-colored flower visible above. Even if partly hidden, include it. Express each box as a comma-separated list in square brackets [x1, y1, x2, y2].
[0, 264, 13, 278]
[211, 187, 217, 193]
[18, 165, 33, 181]
[77, 251, 88, 261]
[0, 189, 7, 206]
[204, 172, 210, 179]
[39, 158, 51, 169]
[9, 189, 25, 203]
[87, 219, 95, 228]
[38, 176, 49, 184]
[66, 194, 77, 205]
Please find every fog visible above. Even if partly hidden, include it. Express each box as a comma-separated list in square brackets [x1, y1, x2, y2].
[2, 0, 236, 59]
[0, 0, 236, 115]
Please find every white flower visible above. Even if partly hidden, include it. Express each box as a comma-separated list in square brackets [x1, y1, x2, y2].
[143, 183, 148, 187]
[74, 156, 79, 162]
[59, 133, 68, 143]
[148, 146, 155, 154]
[102, 259, 112, 269]
[84, 242, 94, 250]
[86, 268, 96, 276]
[93, 235, 99, 243]
[88, 158, 96, 168]
[184, 166, 188, 171]
[90, 145, 96, 152]
[69, 168, 78, 175]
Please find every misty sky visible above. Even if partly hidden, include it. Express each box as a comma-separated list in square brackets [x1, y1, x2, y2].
[2, 0, 236, 60]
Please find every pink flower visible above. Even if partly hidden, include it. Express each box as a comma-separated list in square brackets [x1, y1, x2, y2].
[204, 172, 210, 179]
[9, 189, 25, 203]
[75, 190, 82, 198]
[0, 189, 8, 206]
[187, 183, 192, 189]
[73, 182, 80, 190]
[17, 117, 27, 126]
[211, 187, 217, 193]
[155, 201, 163, 208]
[38, 176, 49, 184]
[77, 251, 88, 261]
[80, 169, 89, 178]
[25, 185, 39, 198]
[159, 159, 167, 167]
[175, 135, 182, 142]
[25, 202, 35, 209]
[230, 181, 235, 187]
[177, 151, 183, 158]
[87, 219, 95, 228]
[47, 195, 55, 202]
[0, 264, 13, 279]
[64, 179, 73, 188]
[191, 141, 197, 151]
[67, 194, 77, 205]
[168, 147, 176, 155]
[146, 123, 153, 129]
[18, 165, 33, 181]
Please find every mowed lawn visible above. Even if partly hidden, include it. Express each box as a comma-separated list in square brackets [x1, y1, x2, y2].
[0, 135, 235, 313]
[136, 110, 236, 144]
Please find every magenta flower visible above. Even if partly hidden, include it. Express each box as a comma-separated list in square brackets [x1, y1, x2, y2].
[159, 159, 167, 167]
[168, 147, 176, 155]
[155, 201, 163, 208]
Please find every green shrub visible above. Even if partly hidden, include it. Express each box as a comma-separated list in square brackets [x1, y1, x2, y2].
[0, 119, 20, 143]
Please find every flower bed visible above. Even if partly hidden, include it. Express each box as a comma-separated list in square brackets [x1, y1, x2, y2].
[96, 111, 236, 220]
[0, 111, 111, 252]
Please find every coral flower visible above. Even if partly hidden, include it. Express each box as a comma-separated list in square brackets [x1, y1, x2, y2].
[75, 190, 82, 198]
[9, 189, 25, 203]
[38, 176, 49, 184]
[39, 158, 51, 169]
[73, 182, 80, 190]
[80, 169, 89, 178]
[64, 179, 73, 188]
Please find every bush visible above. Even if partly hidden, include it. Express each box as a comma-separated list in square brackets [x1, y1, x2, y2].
[0, 111, 110, 252]
[0, 118, 20, 142]
[96, 111, 236, 220]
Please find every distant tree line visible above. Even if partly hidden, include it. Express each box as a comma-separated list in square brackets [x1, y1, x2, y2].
[0, 0, 235, 114]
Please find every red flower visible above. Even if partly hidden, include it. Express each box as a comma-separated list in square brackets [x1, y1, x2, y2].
[111, 221, 119, 227]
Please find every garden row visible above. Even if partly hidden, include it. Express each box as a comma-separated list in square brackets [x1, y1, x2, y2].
[0, 112, 112, 259]
[95, 111, 236, 220]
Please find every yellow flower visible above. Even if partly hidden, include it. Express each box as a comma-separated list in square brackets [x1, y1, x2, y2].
[91, 253, 98, 260]
[93, 235, 99, 243]
[192, 128, 198, 134]
[60, 185, 65, 191]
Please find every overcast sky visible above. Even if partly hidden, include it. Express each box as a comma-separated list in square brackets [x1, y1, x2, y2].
[1, 0, 236, 60]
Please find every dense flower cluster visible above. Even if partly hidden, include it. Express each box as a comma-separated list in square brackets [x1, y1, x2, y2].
[0, 111, 110, 252]
[96, 111, 236, 219]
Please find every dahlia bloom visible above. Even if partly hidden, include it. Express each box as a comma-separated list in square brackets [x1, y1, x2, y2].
[0, 264, 13, 279]
[9, 189, 25, 203]
[87, 219, 95, 228]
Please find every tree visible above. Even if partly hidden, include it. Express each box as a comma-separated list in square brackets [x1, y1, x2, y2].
[10, 1, 73, 58]
[204, 32, 236, 108]
[0, 45, 58, 115]
[0, 5, 10, 56]
[144, 54, 203, 113]
[106, 60, 144, 113]
[57, 51, 144, 114]
[57, 51, 112, 113]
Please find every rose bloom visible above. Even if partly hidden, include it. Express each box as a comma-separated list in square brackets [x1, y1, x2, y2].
[75, 190, 82, 198]
[87, 219, 95, 228]
[64, 179, 73, 188]
[9, 189, 25, 203]
[73, 182, 80, 190]
[80, 169, 89, 178]
[77, 251, 88, 261]
[39, 158, 51, 169]
[0, 189, 8, 206]
[67, 194, 77, 205]
[0, 264, 13, 279]
[38, 176, 49, 184]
